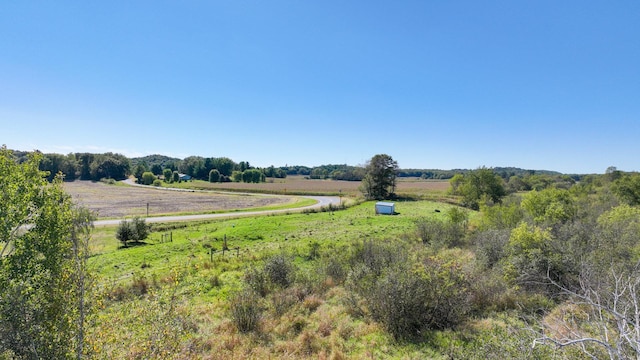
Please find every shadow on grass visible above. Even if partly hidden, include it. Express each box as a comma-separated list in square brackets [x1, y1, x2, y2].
[118, 241, 151, 250]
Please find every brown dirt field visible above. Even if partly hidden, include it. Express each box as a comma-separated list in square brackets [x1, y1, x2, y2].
[63, 181, 292, 218]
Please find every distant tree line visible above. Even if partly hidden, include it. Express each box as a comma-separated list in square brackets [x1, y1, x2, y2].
[35, 152, 131, 182]
[19, 151, 278, 184]
[9, 149, 601, 187]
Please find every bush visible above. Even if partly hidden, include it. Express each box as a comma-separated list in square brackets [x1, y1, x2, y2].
[163, 168, 173, 183]
[415, 217, 466, 249]
[116, 217, 150, 247]
[230, 289, 263, 333]
[367, 267, 428, 339]
[141, 171, 156, 185]
[473, 229, 510, 269]
[264, 254, 295, 288]
[209, 169, 220, 183]
[243, 254, 297, 297]
[344, 241, 472, 339]
[116, 220, 135, 246]
[323, 256, 347, 284]
[244, 266, 269, 297]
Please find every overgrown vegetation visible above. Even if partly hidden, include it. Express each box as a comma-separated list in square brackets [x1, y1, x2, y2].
[80, 166, 640, 358]
[9, 146, 640, 359]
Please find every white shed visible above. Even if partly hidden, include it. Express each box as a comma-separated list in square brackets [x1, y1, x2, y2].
[375, 202, 395, 215]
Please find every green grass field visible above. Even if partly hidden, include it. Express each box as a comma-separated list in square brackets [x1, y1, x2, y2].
[87, 200, 475, 359]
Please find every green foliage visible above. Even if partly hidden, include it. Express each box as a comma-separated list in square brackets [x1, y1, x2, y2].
[345, 241, 472, 339]
[503, 222, 561, 290]
[39, 152, 78, 181]
[0, 146, 92, 359]
[115, 217, 150, 247]
[263, 253, 295, 288]
[242, 169, 265, 183]
[262, 165, 288, 179]
[473, 229, 510, 269]
[179, 156, 206, 179]
[134, 163, 147, 182]
[141, 171, 156, 185]
[150, 163, 163, 175]
[415, 217, 466, 249]
[594, 204, 640, 265]
[163, 168, 173, 183]
[479, 196, 524, 230]
[612, 173, 640, 205]
[172, 170, 180, 183]
[231, 170, 243, 182]
[450, 167, 506, 210]
[88, 152, 131, 181]
[208, 168, 220, 183]
[360, 154, 399, 200]
[521, 188, 576, 225]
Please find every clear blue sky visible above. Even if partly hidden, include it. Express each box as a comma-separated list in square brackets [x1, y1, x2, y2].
[1, 1, 638, 174]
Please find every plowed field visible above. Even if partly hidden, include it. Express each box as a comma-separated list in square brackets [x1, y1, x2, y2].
[63, 181, 292, 218]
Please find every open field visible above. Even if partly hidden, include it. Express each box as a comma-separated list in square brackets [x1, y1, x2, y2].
[63, 181, 297, 219]
[87, 200, 480, 359]
[166, 175, 452, 198]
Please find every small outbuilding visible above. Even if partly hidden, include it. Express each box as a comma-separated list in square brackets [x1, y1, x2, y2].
[375, 202, 395, 215]
[178, 173, 192, 181]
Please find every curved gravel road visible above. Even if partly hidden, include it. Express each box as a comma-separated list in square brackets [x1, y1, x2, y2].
[94, 180, 341, 226]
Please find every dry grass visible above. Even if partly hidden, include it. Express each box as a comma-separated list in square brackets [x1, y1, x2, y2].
[63, 180, 292, 218]
[173, 176, 450, 197]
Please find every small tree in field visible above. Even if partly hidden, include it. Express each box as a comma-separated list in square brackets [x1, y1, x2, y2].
[360, 154, 398, 200]
[116, 217, 149, 247]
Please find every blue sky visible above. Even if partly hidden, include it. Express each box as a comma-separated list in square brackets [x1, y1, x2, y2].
[1, 1, 638, 174]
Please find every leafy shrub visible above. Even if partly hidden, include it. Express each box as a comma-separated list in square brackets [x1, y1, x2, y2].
[230, 289, 263, 333]
[345, 241, 472, 339]
[244, 266, 269, 297]
[367, 267, 428, 339]
[116, 217, 150, 247]
[244, 254, 296, 297]
[115, 220, 135, 246]
[263, 254, 295, 288]
[415, 217, 466, 249]
[209, 169, 220, 183]
[323, 256, 347, 284]
[473, 229, 510, 269]
[141, 171, 156, 185]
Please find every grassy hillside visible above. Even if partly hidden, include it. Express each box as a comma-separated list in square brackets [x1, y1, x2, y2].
[86, 201, 482, 359]
[84, 195, 595, 359]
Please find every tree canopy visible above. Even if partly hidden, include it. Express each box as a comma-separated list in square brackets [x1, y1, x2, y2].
[360, 154, 399, 200]
[449, 167, 506, 210]
[0, 146, 93, 359]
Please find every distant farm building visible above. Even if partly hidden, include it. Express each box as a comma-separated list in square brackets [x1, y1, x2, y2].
[375, 202, 395, 215]
[178, 173, 192, 181]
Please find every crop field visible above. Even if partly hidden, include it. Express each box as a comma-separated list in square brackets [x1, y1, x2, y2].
[167, 175, 451, 198]
[63, 181, 296, 218]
